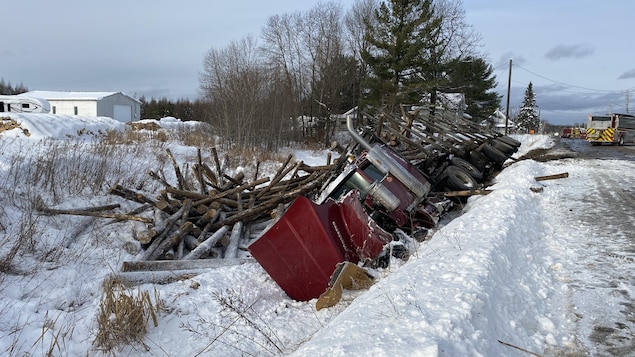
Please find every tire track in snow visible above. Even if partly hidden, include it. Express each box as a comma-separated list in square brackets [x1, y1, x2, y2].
[539, 159, 635, 356]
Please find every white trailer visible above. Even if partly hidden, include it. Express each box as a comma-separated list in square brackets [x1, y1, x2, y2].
[0, 95, 51, 113]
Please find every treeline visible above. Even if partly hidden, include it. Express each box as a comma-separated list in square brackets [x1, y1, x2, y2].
[197, 0, 501, 150]
[0, 79, 28, 95]
[138, 96, 207, 122]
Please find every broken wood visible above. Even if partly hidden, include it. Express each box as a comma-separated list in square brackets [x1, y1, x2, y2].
[534, 172, 569, 181]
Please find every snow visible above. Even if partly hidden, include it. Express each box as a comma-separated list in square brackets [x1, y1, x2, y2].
[1, 113, 633, 356]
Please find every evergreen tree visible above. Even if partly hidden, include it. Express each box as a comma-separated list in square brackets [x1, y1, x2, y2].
[515, 82, 540, 133]
[0, 78, 28, 95]
[361, 0, 441, 113]
[444, 56, 501, 121]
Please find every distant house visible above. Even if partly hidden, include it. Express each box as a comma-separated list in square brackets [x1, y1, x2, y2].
[482, 109, 514, 134]
[18, 91, 141, 122]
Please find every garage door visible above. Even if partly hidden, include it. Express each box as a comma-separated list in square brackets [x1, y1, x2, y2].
[113, 105, 132, 122]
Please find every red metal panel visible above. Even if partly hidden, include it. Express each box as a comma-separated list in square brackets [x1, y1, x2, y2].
[339, 191, 392, 260]
[248, 196, 349, 301]
[248, 192, 393, 301]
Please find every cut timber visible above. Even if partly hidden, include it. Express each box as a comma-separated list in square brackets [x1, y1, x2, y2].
[121, 258, 250, 272]
[37, 203, 151, 223]
[439, 189, 492, 197]
[183, 226, 229, 260]
[535, 172, 569, 181]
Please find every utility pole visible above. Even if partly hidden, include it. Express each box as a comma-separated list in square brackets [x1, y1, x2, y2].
[626, 90, 630, 113]
[504, 59, 512, 135]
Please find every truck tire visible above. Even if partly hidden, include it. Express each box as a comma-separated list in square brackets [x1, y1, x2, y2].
[482, 143, 508, 166]
[450, 157, 483, 181]
[444, 165, 478, 191]
[490, 139, 517, 155]
[469, 150, 489, 172]
[496, 136, 522, 148]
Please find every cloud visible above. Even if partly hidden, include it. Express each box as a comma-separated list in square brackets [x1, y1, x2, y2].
[544, 44, 593, 60]
[618, 69, 635, 80]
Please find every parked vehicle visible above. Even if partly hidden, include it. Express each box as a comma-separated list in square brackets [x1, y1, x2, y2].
[586, 113, 635, 145]
[0, 95, 51, 113]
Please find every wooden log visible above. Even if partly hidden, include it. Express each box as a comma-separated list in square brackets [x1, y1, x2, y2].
[191, 177, 269, 207]
[437, 189, 493, 197]
[224, 222, 243, 259]
[155, 199, 178, 214]
[196, 148, 207, 195]
[256, 154, 294, 199]
[213, 177, 322, 230]
[183, 226, 229, 260]
[37, 204, 152, 223]
[211, 147, 224, 185]
[145, 221, 194, 261]
[108, 185, 157, 206]
[121, 257, 250, 272]
[198, 162, 219, 188]
[166, 148, 185, 190]
[183, 234, 199, 251]
[147, 170, 174, 189]
[220, 172, 245, 190]
[165, 186, 209, 200]
[254, 161, 260, 181]
[141, 200, 192, 259]
[112, 271, 204, 285]
[194, 208, 219, 227]
[534, 172, 569, 181]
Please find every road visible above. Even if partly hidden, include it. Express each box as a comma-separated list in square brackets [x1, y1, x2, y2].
[531, 138, 635, 356]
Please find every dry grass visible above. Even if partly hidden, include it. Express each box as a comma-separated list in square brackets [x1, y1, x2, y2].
[0, 116, 30, 136]
[93, 276, 164, 352]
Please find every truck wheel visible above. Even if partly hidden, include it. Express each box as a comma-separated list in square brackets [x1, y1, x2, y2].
[469, 150, 489, 172]
[491, 139, 517, 155]
[450, 157, 483, 181]
[496, 136, 522, 147]
[444, 166, 478, 191]
[482, 144, 508, 166]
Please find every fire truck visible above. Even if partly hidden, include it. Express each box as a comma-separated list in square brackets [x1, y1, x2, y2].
[586, 113, 635, 145]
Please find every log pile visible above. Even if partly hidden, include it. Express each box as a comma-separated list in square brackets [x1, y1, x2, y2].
[37, 146, 344, 273]
[109, 148, 341, 266]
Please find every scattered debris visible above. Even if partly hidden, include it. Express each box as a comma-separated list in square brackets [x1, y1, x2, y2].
[534, 172, 569, 181]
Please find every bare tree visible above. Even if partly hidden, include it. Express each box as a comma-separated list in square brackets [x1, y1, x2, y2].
[200, 35, 267, 148]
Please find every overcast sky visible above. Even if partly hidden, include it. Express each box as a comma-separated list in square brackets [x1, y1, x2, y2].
[3, 0, 634, 125]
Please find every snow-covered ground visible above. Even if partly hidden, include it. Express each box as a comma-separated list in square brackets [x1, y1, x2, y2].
[1, 113, 633, 356]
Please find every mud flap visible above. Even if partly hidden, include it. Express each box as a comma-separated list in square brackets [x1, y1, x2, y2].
[316, 262, 374, 310]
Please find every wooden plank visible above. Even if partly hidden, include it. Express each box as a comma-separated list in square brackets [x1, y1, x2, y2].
[121, 257, 250, 272]
[535, 172, 569, 181]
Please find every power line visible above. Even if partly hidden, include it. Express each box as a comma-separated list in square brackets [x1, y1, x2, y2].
[513, 64, 623, 93]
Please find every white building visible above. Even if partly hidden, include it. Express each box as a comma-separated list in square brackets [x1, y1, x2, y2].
[18, 91, 141, 122]
[482, 109, 514, 134]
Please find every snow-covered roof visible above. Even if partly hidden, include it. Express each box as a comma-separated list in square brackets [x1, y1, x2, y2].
[18, 90, 138, 102]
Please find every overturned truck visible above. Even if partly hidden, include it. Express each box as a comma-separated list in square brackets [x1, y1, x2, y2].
[249, 112, 520, 307]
